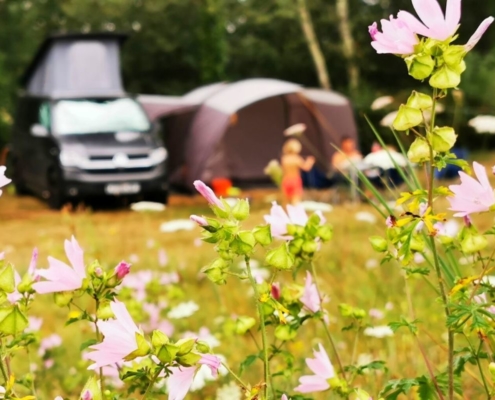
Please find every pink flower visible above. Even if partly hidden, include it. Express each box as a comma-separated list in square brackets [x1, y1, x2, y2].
[193, 181, 224, 209]
[264, 202, 325, 240]
[300, 271, 321, 313]
[81, 390, 93, 400]
[33, 236, 86, 294]
[38, 334, 62, 357]
[447, 162, 495, 217]
[114, 261, 131, 280]
[397, 0, 460, 41]
[295, 344, 335, 393]
[398, 0, 493, 46]
[271, 282, 281, 300]
[168, 354, 222, 400]
[0, 166, 11, 196]
[86, 301, 141, 370]
[190, 215, 208, 227]
[369, 17, 419, 54]
[281, 395, 289, 400]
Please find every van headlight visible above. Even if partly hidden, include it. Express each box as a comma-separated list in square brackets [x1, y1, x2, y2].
[150, 147, 167, 165]
[60, 149, 87, 168]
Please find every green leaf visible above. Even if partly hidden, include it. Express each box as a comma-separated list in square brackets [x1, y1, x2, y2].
[239, 354, 258, 376]
[80, 339, 98, 352]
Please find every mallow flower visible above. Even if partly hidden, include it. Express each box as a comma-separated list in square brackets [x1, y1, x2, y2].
[33, 236, 86, 294]
[264, 202, 325, 240]
[86, 301, 143, 369]
[447, 162, 495, 217]
[295, 343, 335, 393]
[369, 17, 419, 55]
[0, 166, 11, 196]
[193, 180, 224, 209]
[300, 271, 321, 313]
[397, 0, 493, 47]
[167, 354, 222, 400]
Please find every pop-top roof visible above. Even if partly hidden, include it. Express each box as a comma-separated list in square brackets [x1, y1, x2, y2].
[22, 33, 128, 99]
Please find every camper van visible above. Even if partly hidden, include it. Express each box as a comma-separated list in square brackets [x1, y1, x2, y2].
[8, 33, 168, 208]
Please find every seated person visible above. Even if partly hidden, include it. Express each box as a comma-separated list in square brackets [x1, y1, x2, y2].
[331, 136, 363, 171]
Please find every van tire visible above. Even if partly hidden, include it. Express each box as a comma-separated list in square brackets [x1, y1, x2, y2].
[47, 168, 66, 210]
[145, 191, 168, 204]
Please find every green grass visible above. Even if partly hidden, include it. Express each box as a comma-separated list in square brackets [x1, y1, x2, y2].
[1, 184, 494, 399]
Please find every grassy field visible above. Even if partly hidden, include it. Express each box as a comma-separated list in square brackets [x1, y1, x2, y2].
[1, 181, 493, 399]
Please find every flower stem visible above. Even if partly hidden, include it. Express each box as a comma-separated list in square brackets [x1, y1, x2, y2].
[245, 256, 271, 399]
[223, 362, 248, 390]
[94, 298, 105, 397]
[467, 336, 491, 399]
[142, 366, 164, 399]
[427, 87, 454, 400]
[310, 262, 346, 380]
[404, 276, 444, 400]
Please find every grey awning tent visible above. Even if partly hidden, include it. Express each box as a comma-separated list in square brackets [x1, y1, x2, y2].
[22, 33, 128, 98]
[175, 78, 358, 188]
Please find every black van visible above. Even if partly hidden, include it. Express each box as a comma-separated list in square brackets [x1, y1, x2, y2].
[8, 33, 168, 208]
[8, 95, 168, 208]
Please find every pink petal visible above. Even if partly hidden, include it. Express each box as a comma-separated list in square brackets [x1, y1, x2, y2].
[445, 0, 461, 30]
[466, 17, 495, 51]
[397, 11, 432, 37]
[294, 375, 330, 393]
[168, 366, 196, 400]
[411, 0, 445, 30]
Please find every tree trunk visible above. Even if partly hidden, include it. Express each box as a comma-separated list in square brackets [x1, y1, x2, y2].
[296, 0, 331, 90]
[336, 0, 360, 92]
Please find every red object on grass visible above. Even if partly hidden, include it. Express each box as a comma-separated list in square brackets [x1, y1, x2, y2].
[211, 178, 232, 197]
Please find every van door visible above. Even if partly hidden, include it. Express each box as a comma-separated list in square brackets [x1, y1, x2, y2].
[23, 99, 55, 195]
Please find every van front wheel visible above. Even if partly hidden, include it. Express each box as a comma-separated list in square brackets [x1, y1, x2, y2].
[47, 168, 66, 210]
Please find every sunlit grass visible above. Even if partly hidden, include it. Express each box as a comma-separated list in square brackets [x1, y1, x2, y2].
[1, 173, 495, 398]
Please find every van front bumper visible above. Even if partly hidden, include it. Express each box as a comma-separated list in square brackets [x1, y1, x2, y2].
[61, 165, 168, 197]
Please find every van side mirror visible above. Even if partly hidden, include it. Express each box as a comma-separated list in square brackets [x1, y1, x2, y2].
[30, 124, 49, 137]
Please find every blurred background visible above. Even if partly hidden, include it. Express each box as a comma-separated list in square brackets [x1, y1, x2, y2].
[1, 0, 495, 154]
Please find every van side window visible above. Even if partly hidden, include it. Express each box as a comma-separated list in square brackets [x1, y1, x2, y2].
[39, 103, 51, 129]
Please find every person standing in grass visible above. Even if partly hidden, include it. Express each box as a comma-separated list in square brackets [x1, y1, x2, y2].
[281, 138, 315, 205]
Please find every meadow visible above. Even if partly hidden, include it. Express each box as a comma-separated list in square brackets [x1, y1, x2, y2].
[2, 175, 494, 399]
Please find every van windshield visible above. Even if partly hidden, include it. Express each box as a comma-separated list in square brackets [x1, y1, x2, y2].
[53, 98, 151, 135]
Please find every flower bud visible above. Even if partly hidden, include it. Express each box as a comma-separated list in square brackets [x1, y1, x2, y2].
[81, 390, 93, 400]
[156, 343, 179, 364]
[405, 54, 435, 80]
[271, 282, 281, 300]
[407, 138, 432, 163]
[428, 126, 457, 153]
[288, 238, 304, 255]
[253, 225, 272, 246]
[316, 225, 333, 242]
[406, 91, 433, 110]
[429, 64, 461, 89]
[302, 240, 318, 255]
[369, 236, 388, 253]
[0, 265, 15, 294]
[235, 316, 256, 335]
[339, 303, 353, 317]
[461, 234, 488, 254]
[177, 352, 202, 367]
[190, 215, 208, 227]
[443, 45, 466, 67]
[286, 224, 305, 237]
[124, 333, 151, 361]
[393, 105, 423, 131]
[151, 330, 169, 348]
[96, 301, 114, 320]
[54, 291, 73, 307]
[274, 324, 297, 341]
[114, 261, 131, 281]
[195, 340, 210, 354]
[265, 245, 294, 270]
[232, 199, 250, 221]
[176, 338, 196, 356]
